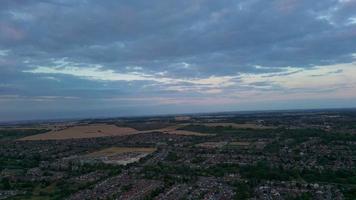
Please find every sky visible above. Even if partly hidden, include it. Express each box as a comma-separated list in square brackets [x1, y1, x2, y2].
[0, 0, 356, 121]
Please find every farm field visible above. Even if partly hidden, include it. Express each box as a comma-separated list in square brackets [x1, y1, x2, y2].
[87, 147, 157, 165]
[88, 147, 157, 157]
[154, 126, 212, 136]
[18, 124, 138, 140]
[17, 124, 209, 141]
[2, 110, 356, 199]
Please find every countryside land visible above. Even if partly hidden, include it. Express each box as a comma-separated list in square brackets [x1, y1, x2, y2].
[1, 109, 356, 199]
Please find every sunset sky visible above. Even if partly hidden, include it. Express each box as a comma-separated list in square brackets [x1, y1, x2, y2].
[1, 0, 356, 121]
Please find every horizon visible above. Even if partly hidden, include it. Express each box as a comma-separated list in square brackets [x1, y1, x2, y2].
[1, 106, 356, 124]
[1, 0, 356, 121]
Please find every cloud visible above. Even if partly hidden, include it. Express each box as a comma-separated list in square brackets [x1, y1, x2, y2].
[0, 49, 10, 56]
[1, 0, 355, 74]
[25, 65, 156, 82]
[310, 69, 343, 77]
[23, 59, 239, 91]
[239, 62, 356, 92]
[0, 0, 356, 120]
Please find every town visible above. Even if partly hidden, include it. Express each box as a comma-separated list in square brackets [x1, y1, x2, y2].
[0, 109, 355, 199]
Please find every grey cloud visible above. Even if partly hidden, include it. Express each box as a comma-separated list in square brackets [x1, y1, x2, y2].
[1, 0, 355, 76]
[0, 0, 356, 120]
[310, 69, 343, 77]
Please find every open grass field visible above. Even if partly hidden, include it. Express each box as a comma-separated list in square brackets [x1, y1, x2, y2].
[18, 124, 138, 141]
[166, 129, 211, 136]
[229, 141, 251, 146]
[224, 141, 252, 150]
[133, 125, 212, 136]
[88, 147, 157, 157]
[152, 125, 213, 136]
[87, 147, 157, 165]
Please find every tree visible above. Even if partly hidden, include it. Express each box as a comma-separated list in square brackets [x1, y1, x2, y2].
[1, 177, 11, 190]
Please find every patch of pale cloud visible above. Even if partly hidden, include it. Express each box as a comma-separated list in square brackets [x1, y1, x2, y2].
[338, 0, 353, 3]
[310, 69, 343, 77]
[187, 76, 236, 87]
[40, 76, 61, 82]
[171, 62, 191, 69]
[24, 59, 356, 99]
[200, 89, 223, 94]
[347, 17, 356, 25]
[9, 11, 34, 21]
[24, 65, 157, 82]
[0, 49, 10, 57]
[0, 95, 79, 102]
[125, 66, 143, 71]
[239, 62, 356, 94]
[23, 60, 239, 92]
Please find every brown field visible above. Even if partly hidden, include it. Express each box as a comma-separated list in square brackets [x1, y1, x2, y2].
[135, 125, 212, 136]
[204, 123, 275, 129]
[18, 124, 138, 141]
[18, 123, 210, 141]
[225, 141, 252, 149]
[154, 125, 212, 136]
[87, 147, 157, 165]
[88, 147, 157, 157]
[229, 141, 251, 146]
[164, 129, 211, 136]
[196, 142, 228, 148]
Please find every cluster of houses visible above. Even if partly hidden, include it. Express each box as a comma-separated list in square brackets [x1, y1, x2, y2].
[254, 181, 344, 200]
[1, 111, 355, 199]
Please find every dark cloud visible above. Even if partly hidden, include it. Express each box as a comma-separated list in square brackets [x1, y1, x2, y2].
[0, 0, 355, 120]
[1, 0, 355, 71]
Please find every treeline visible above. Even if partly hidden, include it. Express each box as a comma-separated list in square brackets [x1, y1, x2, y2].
[0, 129, 49, 141]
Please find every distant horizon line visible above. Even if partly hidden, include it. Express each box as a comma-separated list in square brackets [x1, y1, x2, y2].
[1, 106, 356, 126]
